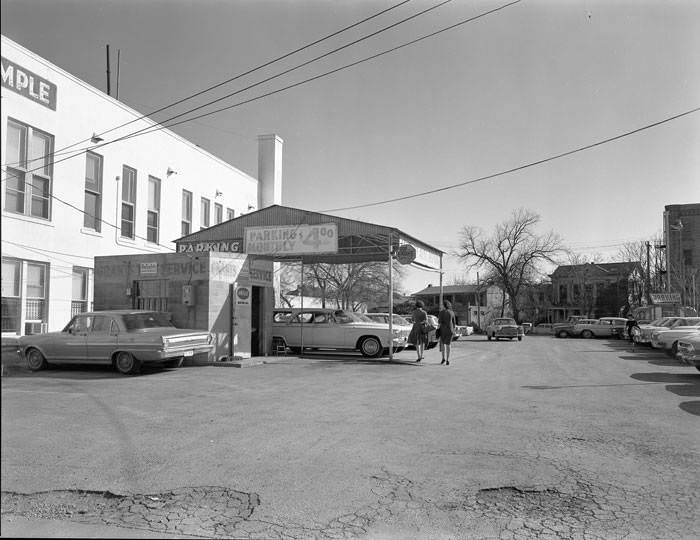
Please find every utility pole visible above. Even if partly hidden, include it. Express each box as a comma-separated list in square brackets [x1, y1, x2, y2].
[645, 241, 651, 303]
[476, 271, 481, 330]
[106, 45, 111, 96]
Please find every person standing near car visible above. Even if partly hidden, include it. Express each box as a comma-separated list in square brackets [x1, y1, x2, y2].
[408, 300, 429, 362]
[438, 300, 457, 365]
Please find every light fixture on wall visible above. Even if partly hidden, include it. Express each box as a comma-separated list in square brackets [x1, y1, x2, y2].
[90, 133, 104, 144]
[215, 190, 223, 198]
[247, 204, 256, 211]
[167, 167, 177, 177]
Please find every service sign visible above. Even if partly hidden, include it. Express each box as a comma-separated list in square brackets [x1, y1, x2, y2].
[140, 262, 158, 275]
[1, 57, 57, 111]
[244, 224, 338, 255]
[236, 286, 251, 305]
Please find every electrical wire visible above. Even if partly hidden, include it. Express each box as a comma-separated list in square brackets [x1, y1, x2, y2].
[321, 106, 700, 212]
[2, 0, 415, 169]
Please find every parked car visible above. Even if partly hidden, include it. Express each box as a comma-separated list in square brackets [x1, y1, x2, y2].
[364, 313, 411, 351]
[552, 316, 585, 336]
[599, 317, 629, 339]
[531, 323, 554, 335]
[18, 310, 214, 375]
[676, 334, 700, 370]
[486, 318, 524, 341]
[454, 325, 474, 339]
[650, 323, 700, 356]
[555, 318, 621, 339]
[272, 308, 407, 357]
[636, 317, 698, 345]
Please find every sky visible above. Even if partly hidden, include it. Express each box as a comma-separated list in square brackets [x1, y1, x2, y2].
[2, 0, 699, 294]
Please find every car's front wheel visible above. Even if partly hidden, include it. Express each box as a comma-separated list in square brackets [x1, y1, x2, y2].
[359, 336, 382, 358]
[581, 330, 593, 339]
[26, 348, 47, 371]
[667, 342, 679, 358]
[557, 330, 569, 338]
[518, 336, 523, 341]
[114, 351, 141, 375]
[487, 334, 492, 341]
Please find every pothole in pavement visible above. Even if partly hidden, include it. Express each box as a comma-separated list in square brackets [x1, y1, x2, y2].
[1, 486, 261, 538]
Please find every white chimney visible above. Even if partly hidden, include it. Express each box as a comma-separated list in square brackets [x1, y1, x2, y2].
[257, 134, 283, 209]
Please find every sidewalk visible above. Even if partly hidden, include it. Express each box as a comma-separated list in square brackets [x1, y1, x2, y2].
[0, 515, 199, 538]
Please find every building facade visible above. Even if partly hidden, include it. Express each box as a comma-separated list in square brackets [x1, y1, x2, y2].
[411, 284, 504, 327]
[663, 203, 700, 310]
[1, 36, 280, 336]
[548, 262, 644, 321]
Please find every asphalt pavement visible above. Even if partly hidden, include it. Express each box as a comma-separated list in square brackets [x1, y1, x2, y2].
[2, 335, 698, 539]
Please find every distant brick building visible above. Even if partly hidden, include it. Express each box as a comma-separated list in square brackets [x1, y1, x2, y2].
[548, 262, 644, 321]
[663, 203, 700, 308]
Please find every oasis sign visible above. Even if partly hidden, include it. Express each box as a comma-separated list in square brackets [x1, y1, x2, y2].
[1, 57, 57, 111]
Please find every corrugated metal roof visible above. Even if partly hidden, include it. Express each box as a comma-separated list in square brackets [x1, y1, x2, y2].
[174, 204, 444, 267]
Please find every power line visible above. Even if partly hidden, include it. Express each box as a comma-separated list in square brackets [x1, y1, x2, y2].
[322, 106, 700, 212]
[10, 0, 458, 168]
[3, 0, 414, 169]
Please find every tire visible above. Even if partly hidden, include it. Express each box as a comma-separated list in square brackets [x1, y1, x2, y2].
[114, 351, 141, 375]
[26, 348, 47, 371]
[487, 334, 492, 341]
[359, 336, 382, 358]
[426, 341, 438, 350]
[289, 346, 301, 355]
[581, 330, 593, 339]
[518, 336, 523, 341]
[163, 357, 184, 369]
[557, 330, 569, 339]
[667, 342, 679, 358]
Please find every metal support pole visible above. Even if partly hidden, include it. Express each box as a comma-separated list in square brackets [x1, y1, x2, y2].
[645, 241, 651, 304]
[106, 45, 111, 96]
[388, 232, 393, 361]
[476, 271, 481, 330]
[439, 254, 444, 311]
[300, 259, 304, 356]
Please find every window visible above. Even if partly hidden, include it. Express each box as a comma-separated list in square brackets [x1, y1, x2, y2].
[72, 267, 90, 316]
[226, 208, 235, 220]
[121, 166, 137, 239]
[84, 152, 103, 231]
[215, 203, 223, 224]
[181, 190, 192, 236]
[147, 176, 161, 244]
[1, 259, 21, 333]
[25, 263, 47, 324]
[4, 119, 54, 219]
[200, 197, 210, 230]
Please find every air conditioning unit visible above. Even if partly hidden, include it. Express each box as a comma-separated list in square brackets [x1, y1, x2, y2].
[25, 322, 48, 335]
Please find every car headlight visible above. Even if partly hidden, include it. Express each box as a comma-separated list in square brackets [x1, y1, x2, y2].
[207, 333, 214, 345]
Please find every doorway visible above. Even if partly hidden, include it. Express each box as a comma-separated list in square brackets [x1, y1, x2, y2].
[251, 286, 263, 356]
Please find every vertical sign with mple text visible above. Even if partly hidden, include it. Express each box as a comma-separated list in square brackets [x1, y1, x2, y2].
[2, 57, 57, 111]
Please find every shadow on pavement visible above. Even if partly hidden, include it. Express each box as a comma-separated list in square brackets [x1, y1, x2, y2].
[295, 352, 422, 367]
[630, 372, 700, 416]
[4, 363, 180, 380]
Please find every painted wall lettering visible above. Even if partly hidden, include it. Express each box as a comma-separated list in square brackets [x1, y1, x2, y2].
[1, 57, 57, 110]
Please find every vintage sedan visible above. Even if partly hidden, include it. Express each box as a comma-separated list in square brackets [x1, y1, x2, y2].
[272, 308, 407, 357]
[404, 314, 439, 349]
[650, 323, 700, 356]
[19, 310, 214, 375]
[676, 334, 700, 370]
[364, 313, 411, 352]
[636, 317, 696, 345]
[486, 318, 524, 341]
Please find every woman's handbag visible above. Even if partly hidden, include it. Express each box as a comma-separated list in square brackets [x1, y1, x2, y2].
[435, 327, 441, 339]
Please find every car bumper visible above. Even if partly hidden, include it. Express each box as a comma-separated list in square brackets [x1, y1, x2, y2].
[137, 344, 214, 362]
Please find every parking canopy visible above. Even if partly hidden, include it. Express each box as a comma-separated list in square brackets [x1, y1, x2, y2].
[174, 205, 443, 269]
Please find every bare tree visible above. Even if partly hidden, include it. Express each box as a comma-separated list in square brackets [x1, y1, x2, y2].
[458, 208, 565, 322]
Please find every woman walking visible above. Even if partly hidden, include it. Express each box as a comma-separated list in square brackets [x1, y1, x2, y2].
[438, 300, 456, 365]
[408, 300, 429, 362]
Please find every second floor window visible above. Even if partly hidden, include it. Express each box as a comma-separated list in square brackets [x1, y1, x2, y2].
[226, 208, 235, 220]
[181, 190, 192, 236]
[147, 176, 161, 244]
[4, 118, 54, 220]
[121, 166, 137, 239]
[201, 197, 210, 230]
[215, 203, 223, 224]
[84, 152, 103, 231]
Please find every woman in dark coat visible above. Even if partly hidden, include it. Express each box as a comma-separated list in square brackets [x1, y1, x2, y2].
[408, 300, 429, 362]
[438, 300, 456, 365]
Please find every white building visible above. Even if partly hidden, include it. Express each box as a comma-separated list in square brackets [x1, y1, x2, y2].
[1, 35, 282, 336]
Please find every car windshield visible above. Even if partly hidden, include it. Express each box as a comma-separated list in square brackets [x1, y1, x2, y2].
[393, 315, 409, 325]
[661, 319, 679, 327]
[495, 319, 516, 325]
[123, 312, 174, 331]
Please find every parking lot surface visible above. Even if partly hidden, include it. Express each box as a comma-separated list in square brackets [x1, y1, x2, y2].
[2, 336, 698, 539]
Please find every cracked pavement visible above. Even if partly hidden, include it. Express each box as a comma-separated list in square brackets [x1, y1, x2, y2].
[2, 337, 698, 538]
